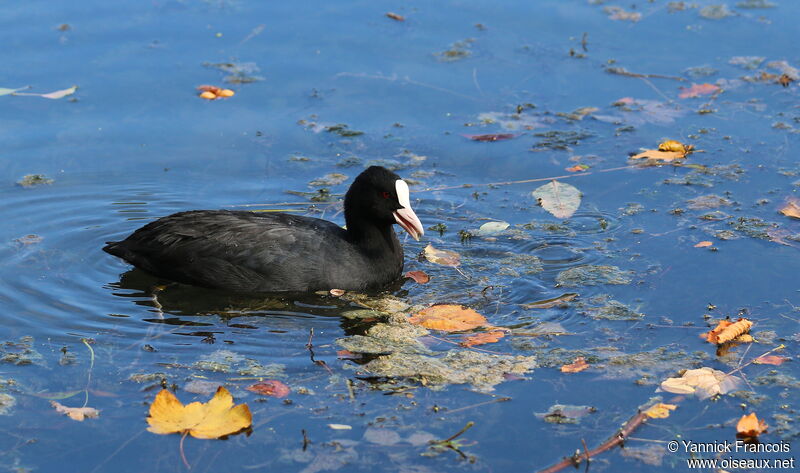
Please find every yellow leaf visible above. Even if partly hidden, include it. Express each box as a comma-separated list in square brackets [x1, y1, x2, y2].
[409, 304, 488, 332]
[146, 387, 252, 439]
[644, 403, 677, 419]
[461, 330, 506, 347]
[694, 241, 714, 248]
[631, 149, 686, 162]
[658, 140, 689, 152]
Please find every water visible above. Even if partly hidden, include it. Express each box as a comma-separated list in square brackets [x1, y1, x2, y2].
[1, 1, 799, 471]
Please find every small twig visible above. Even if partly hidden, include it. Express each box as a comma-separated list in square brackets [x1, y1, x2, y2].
[180, 431, 191, 469]
[306, 328, 333, 374]
[605, 66, 687, 82]
[580, 32, 588, 52]
[345, 379, 356, 401]
[302, 429, 310, 451]
[580, 438, 591, 466]
[444, 397, 511, 415]
[440, 421, 475, 444]
[726, 344, 786, 377]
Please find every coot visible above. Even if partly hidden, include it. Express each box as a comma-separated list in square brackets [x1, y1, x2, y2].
[104, 166, 424, 293]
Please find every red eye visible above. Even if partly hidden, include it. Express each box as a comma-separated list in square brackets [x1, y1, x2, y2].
[381, 191, 390, 199]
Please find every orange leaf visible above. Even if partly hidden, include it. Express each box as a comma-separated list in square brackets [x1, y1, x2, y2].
[753, 355, 787, 366]
[701, 318, 753, 344]
[565, 164, 589, 172]
[561, 357, 589, 373]
[245, 380, 290, 398]
[679, 83, 720, 99]
[460, 330, 506, 347]
[644, 403, 677, 419]
[405, 270, 430, 284]
[694, 241, 713, 248]
[736, 413, 768, 438]
[779, 198, 800, 219]
[658, 140, 694, 155]
[631, 141, 693, 162]
[51, 401, 100, 421]
[408, 304, 488, 332]
[423, 244, 461, 267]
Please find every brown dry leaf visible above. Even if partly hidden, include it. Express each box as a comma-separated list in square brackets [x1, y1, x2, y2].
[246, 380, 290, 398]
[50, 401, 99, 421]
[701, 318, 753, 344]
[522, 293, 578, 309]
[423, 244, 460, 267]
[329, 288, 345, 296]
[737, 413, 768, 438]
[753, 355, 788, 366]
[644, 403, 677, 419]
[409, 304, 488, 332]
[658, 367, 743, 400]
[386, 12, 405, 21]
[560, 357, 589, 373]
[779, 198, 800, 219]
[658, 140, 695, 154]
[678, 83, 720, 99]
[694, 241, 714, 248]
[405, 270, 430, 284]
[146, 387, 252, 439]
[460, 330, 506, 347]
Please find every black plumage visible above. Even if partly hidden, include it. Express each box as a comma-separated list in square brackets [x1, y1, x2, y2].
[103, 166, 424, 293]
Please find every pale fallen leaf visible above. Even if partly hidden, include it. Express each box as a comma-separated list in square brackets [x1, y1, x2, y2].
[0, 86, 29, 96]
[328, 424, 352, 430]
[753, 355, 788, 366]
[51, 401, 99, 421]
[404, 270, 430, 284]
[532, 180, 581, 219]
[423, 244, 460, 267]
[779, 198, 800, 219]
[658, 367, 742, 400]
[694, 241, 714, 248]
[644, 403, 677, 419]
[409, 304, 488, 332]
[476, 221, 510, 236]
[678, 83, 720, 99]
[40, 86, 78, 99]
[460, 330, 506, 347]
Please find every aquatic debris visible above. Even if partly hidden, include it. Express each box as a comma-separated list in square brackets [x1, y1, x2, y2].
[498, 253, 543, 276]
[355, 350, 535, 390]
[146, 387, 252, 439]
[460, 330, 506, 347]
[463, 133, 516, 142]
[729, 56, 766, 70]
[385, 12, 405, 21]
[13, 234, 43, 246]
[604, 6, 641, 22]
[423, 244, 460, 267]
[184, 380, 222, 396]
[309, 173, 348, 187]
[246, 380, 290, 398]
[701, 318, 753, 344]
[409, 305, 489, 332]
[678, 83, 720, 98]
[582, 299, 643, 320]
[536, 404, 596, 424]
[10, 85, 77, 99]
[203, 61, 264, 84]
[194, 350, 285, 377]
[644, 403, 677, 419]
[531, 130, 593, 151]
[197, 85, 234, 100]
[337, 320, 432, 355]
[532, 180, 581, 219]
[555, 265, 631, 287]
[436, 38, 474, 62]
[595, 98, 686, 126]
[631, 139, 694, 163]
[51, 401, 99, 421]
[737, 413, 768, 439]
[325, 124, 364, 137]
[687, 194, 731, 210]
[658, 367, 742, 399]
[736, 0, 776, 8]
[0, 393, 16, 416]
[339, 292, 410, 314]
[17, 174, 54, 188]
[1, 336, 45, 366]
[522, 293, 578, 309]
[694, 241, 714, 248]
[561, 357, 589, 373]
[753, 355, 788, 366]
[698, 5, 733, 20]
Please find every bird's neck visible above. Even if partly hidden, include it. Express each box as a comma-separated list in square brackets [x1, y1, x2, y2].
[346, 220, 401, 257]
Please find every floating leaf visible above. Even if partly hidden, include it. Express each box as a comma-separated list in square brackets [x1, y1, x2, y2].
[678, 83, 720, 99]
[644, 403, 677, 419]
[658, 140, 694, 154]
[51, 401, 99, 421]
[632, 141, 693, 162]
[522, 293, 578, 309]
[0, 86, 29, 96]
[423, 244, 460, 267]
[146, 387, 251, 439]
[409, 305, 488, 332]
[532, 180, 581, 219]
[737, 413, 768, 438]
[701, 318, 753, 344]
[560, 357, 589, 373]
[197, 85, 235, 100]
[753, 355, 788, 366]
[565, 164, 589, 172]
[658, 367, 742, 399]
[404, 270, 430, 284]
[460, 330, 506, 347]
[463, 133, 516, 142]
[476, 221, 510, 236]
[246, 380, 290, 398]
[328, 424, 352, 430]
[694, 241, 714, 248]
[40, 86, 78, 99]
[779, 198, 800, 219]
[386, 12, 405, 21]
